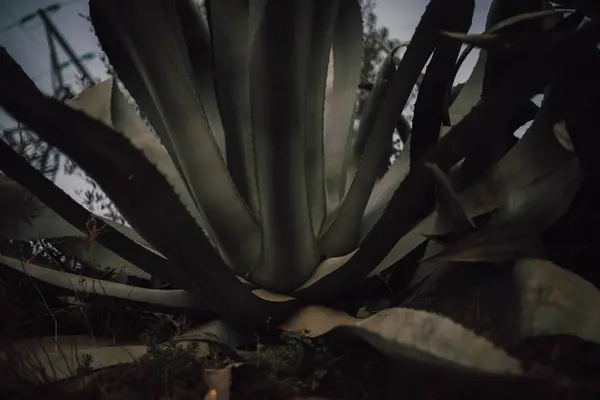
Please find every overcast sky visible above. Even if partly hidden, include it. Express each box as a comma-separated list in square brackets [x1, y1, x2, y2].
[0, 0, 493, 203]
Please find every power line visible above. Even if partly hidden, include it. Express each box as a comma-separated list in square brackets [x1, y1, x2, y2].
[0, 2, 50, 65]
[0, 0, 86, 35]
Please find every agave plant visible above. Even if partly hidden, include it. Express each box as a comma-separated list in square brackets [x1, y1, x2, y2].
[1, 0, 600, 384]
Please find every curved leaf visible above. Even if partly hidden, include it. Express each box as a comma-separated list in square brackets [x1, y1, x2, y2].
[176, 0, 226, 157]
[0, 143, 181, 286]
[321, 0, 365, 216]
[360, 139, 411, 238]
[0, 52, 299, 330]
[0, 253, 201, 311]
[515, 259, 600, 345]
[422, 225, 542, 263]
[65, 78, 206, 234]
[0, 174, 151, 245]
[447, 50, 486, 128]
[304, 1, 341, 237]
[205, 0, 259, 214]
[342, 44, 408, 202]
[445, 7, 562, 128]
[410, 5, 472, 166]
[246, 0, 321, 291]
[456, 1, 554, 189]
[51, 238, 151, 281]
[488, 159, 583, 230]
[280, 305, 522, 374]
[319, 0, 469, 257]
[298, 25, 592, 293]
[89, 0, 261, 274]
[426, 162, 474, 231]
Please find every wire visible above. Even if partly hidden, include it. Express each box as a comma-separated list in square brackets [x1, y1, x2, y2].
[0, 3, 49, 61]
[0, 0, 86, 35]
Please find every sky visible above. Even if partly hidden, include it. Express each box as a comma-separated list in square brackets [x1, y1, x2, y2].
[0, 0, 494, 205]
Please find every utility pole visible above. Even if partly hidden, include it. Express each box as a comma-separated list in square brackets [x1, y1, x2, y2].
[37, 6, 95, 100]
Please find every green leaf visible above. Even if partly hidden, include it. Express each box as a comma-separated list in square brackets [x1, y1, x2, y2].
[321, 0, 365, 216]
[515, 259, 600, 345]
[456, 2, 557, 189]
[176, 0, 226, 158]
[446, 49, 486, 128]
[343, 43, 409, 193]
[298, 21, 596, 293]
[0, 145, 180, 286]
[281, 305, 522, 374]
[488, 160, 583, 230]
[304, 1, 340, 237]
[425, 162, 474, 232]
[0, 254, 200, 311]
[246, 0, 320, 291]
[205, 0, 259, 214]
[411, 4, 472, 166]
[51, 237, 152, 281]
[421, 225, 542, 263]
[360, 139, 411, 238]
[65, 79, 205, 233]
[89, 0, 261, 275]
[0, 50, 299, 330]
[319, 0, 467, 257]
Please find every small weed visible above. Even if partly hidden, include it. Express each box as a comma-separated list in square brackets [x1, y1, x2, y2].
[76, 353, 94, 376]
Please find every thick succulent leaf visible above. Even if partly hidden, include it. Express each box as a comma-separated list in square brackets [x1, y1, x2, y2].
[410, 5, 472, 166]
[50, 238, 151, 281]
[515, 259, 600, 345]
[319, 0, 471, 257]
[298, 5, 600, 299]
[246, 0, 320, 290]
[0, 253, 201, 311]
[205, 0, 259, 214]
[414, 108, 579, 275]
[440, 9, 571, 48]
[0, 53, 299, 330]
[297, 26, 593, 295]
[305, 4, 339, 236]
[396, 16, 473, 280]
[445, 6, 566, 129]
[543, 47, 600, 178]
[65, 78, 205, 233]
[422, 225, 542, 263]
[341, 44, 408, 203]
[322, 0, 364, 215]
[0, 175, 150, 248]
[176, 0, 226, 157]
[426, 162, 475, 232]
[280, 305, 522, 374]
[488, 158, 583, 230]
[360, 140, 411, 238]
[457, 2, 557, 188]
[422, 112, 582, 266]
[0, 144, 178, 285]
[404, 162, 469, 291]
[447, 50, 486, 128]
[89, 0, 261, 274]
